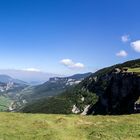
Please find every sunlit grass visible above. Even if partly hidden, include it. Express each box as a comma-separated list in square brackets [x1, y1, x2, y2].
[128, 68, 140, 74]
[0, 112, 139, 140]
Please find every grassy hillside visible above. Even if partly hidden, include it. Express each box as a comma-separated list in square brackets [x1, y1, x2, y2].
[0, 96, 12, 111]
[128, 68, 140, 75]
[21, 88, 98, 114]
[0, 113, 140, 140]
[17, 73, 92, 103]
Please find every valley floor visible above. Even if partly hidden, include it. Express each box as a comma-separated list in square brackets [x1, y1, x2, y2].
[0, 113, 140, 140]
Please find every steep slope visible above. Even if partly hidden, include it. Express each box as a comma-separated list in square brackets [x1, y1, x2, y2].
[22, 59, 140, 115]
[14, 73, 92, 111]
[0, 75, 28, 98]
[87, 70, 140, 115]
[0, 75, 28, 111]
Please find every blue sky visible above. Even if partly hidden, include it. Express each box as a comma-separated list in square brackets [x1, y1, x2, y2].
[0, 0, 139, 75]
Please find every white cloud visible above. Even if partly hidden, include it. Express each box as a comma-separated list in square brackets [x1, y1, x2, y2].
[116, 50, 128, 57]
[74, 63, 84, 68]
[60, 59, 85, 69]
[23, 68, 41, 72]
[131, 40, 140, 52]
[121, 35, 130, 43]
[60, 59, 74, 66]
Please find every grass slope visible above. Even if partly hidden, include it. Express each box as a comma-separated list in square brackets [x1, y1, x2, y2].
[128, 68, 140, 75]
[0, 113, 140, 140]
[0, 96, 12, 111]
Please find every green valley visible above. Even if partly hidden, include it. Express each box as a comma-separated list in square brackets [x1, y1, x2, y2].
[0, 96, 12, 111]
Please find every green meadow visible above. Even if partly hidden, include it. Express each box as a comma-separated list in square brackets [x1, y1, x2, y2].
[0, 112, 139, 140]
[128, 68, 140, 75]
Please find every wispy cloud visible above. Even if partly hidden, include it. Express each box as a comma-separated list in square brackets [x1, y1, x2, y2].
[23, 68, 41, 72]
[131, 40, 140, 52]
[116, 50, 128, 57]
[60, 59, 85, 69]
[121, 35, 130, 43]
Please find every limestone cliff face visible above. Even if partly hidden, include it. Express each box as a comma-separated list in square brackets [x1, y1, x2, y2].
[88, 72, 140, 115]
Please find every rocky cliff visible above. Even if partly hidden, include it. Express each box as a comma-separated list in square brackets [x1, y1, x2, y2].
[88, 70, 140, 115]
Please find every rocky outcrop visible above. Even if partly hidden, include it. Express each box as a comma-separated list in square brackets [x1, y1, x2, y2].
[87, 70, 140, 115]
[72, 105, 80, 114]
[81, 105, 90, 115]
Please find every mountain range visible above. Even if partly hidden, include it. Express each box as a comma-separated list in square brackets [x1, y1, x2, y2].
[0, 72, 92, 111]
[0, 69, 62, 84]
[21, 59, 140, 115]
[0, 59, 140, 115]
[0, 75, 27, 85]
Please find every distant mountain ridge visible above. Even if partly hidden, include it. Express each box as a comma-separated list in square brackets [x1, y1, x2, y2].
[0, 75, 27, 85]
[13, 72, 92, 111]
[0, 74, 28, 111]
[0, 69, 62, 84]
[23, 72, 92, 100]
[21, 59, 140, 115]
[0, 72, 92, 112]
